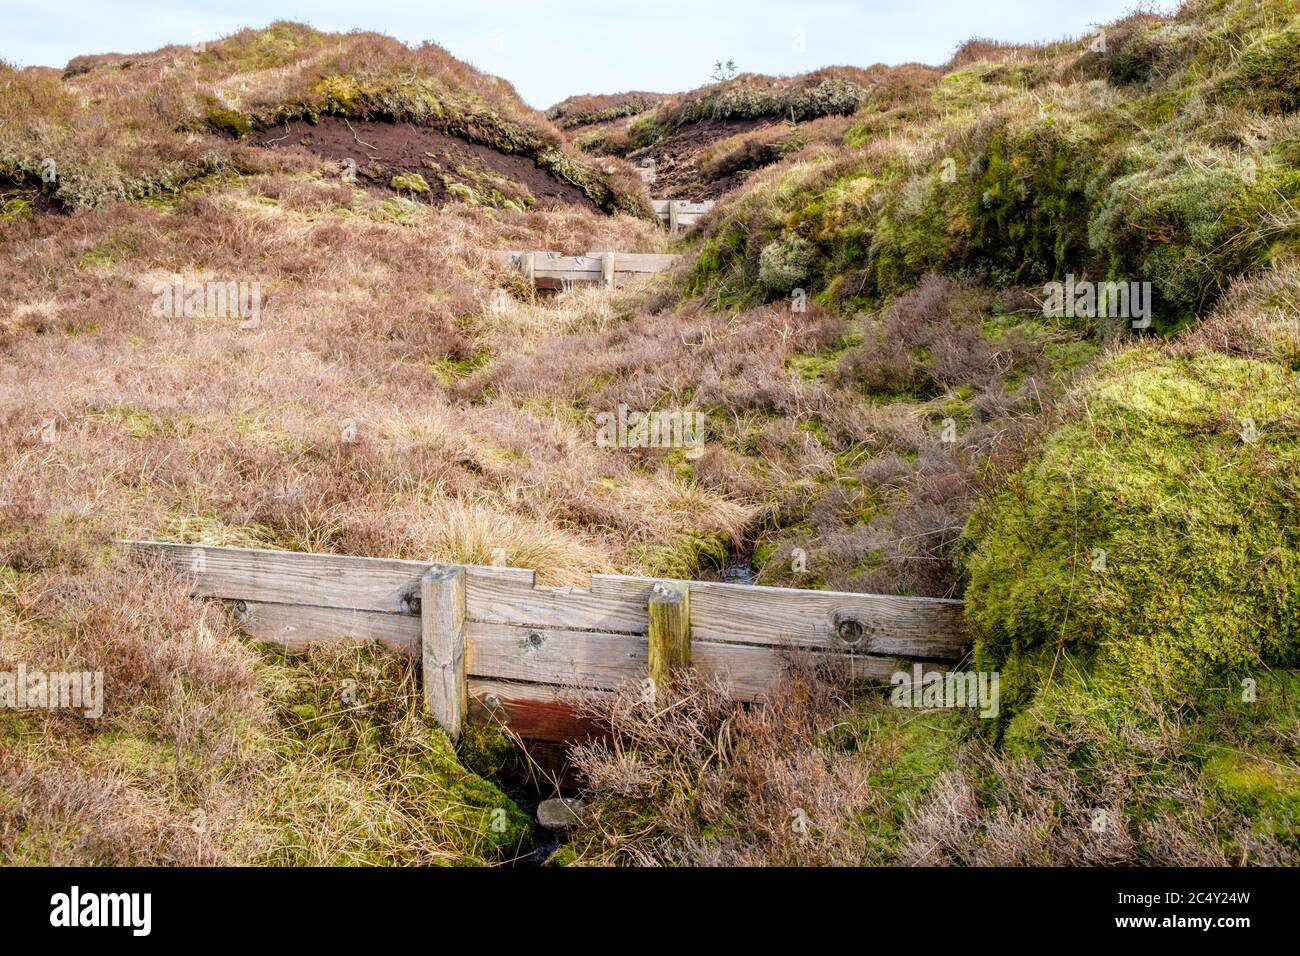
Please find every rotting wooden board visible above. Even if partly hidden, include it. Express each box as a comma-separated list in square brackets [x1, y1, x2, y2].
[491, 251, 681, 284]
[123, 540, 532, 615]
[469, 620, 927, 699]
[581, 252, 681, 272]
[650, 199, 716, 232]
[651, 200, 714, 215]
[467, 567, 968, 659]
[422, 566, 467, 740]
[593, 575, 969, 660]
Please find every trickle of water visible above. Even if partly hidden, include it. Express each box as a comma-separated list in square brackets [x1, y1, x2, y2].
[723, 562, 755, 586]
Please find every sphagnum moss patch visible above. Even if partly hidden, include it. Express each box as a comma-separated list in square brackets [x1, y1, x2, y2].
[963, 347, 1300, 717]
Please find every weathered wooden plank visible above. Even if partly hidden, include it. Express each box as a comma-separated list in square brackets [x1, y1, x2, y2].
[590, 575, 969, 659]
[533, 254, 604, 272]
[470, 620, 818, 701]
[463, 574, 647, 634]
[422, 567, 467, 740]
[232, 599, 418, 654]
[494, 251, 681, 276]
[467, 621, 644, 689]
[470, 620, 938, 698]
[125, 542, 969, 660]
[651, 200, 714, 215]
[467, 568, 967, 659]
[468, 678, 607, 742]
[123, 540, 533, 615]
[651, 199, 715, 233]
[225, 605, 929, 701]
[582, 252, 681, 272]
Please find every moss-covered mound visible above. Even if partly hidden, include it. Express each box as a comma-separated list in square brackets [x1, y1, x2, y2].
[684, 0, 1300, 323]
[963, 346, 1300, 722]
[260, 643, 532, 865]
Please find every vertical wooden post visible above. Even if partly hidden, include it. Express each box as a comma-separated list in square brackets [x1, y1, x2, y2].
[648, 582, 690, 686]
[668, 200, 680, 234]
[421, 566, 466, 740]
[602, 252, 616, 288]
[521, 251, 535, 286]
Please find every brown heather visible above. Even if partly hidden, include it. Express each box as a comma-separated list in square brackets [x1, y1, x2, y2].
[4, 0, 1298, 866]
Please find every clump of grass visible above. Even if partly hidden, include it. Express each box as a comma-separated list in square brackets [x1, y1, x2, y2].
[405, 499, 612, 586]
[1216, 26, 1300, 113]
[650, 69, 876, 140]
[255, 642, 531, 865]
[390, 172, 430, 195]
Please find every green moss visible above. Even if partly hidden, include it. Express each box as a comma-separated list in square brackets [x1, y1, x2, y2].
[1206, 751, 1300, 838]
[1, 196, 34, 221]
[258, 644, 531, 865]
[457, 724, 523, 779]
[314, 74, 360, 114]
[964, 348, 1300, 720]
[390, 172, 430, 194]
[1219, 27, 1300, 113]
[91, 402, 190, 438]
[1088, 150, 1300, 320]
[846, 707, 966, 855]
[205, 106, 254, 138]
[430, 347, 491, 383]
[758, 236, 815, 294]
[639, 529, 731, 579]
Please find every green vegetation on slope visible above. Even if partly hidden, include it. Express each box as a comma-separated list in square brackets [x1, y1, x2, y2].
[963, 347, 1300, 721]
[0, 21, 649, 216]
[684, 1, 1300, 325]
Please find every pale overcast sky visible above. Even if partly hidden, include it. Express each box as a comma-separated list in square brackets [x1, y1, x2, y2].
[1, 0, 1173, 108]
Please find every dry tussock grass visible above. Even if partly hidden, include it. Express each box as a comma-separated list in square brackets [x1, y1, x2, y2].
[0, 154, 752, 861]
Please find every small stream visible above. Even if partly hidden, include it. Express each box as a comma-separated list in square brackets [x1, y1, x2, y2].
[722, 561, 756, 585]
[496, 768, 575, 866]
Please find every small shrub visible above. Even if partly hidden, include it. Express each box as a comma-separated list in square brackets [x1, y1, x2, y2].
[758, 236, 815, 295]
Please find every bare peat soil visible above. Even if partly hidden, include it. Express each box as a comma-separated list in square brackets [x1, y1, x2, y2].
[258, 116, 594, 208]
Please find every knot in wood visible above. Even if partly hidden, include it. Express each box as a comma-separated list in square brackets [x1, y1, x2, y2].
[834, 615, 865, 647]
